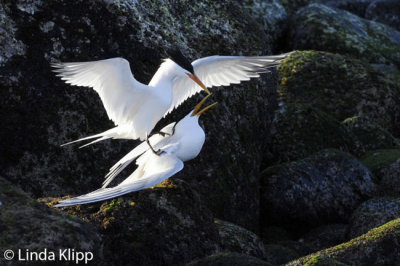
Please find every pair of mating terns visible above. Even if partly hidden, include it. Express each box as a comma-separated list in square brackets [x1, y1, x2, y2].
[53, 49, 288, 207]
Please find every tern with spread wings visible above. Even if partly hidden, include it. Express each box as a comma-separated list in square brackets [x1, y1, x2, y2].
[55, 95, 216, 207]
[52, 49, 288, 148]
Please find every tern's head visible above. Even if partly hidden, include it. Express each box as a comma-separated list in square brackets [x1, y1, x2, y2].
[168, 48, 211, 95]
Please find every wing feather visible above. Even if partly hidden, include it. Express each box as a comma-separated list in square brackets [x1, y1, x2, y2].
[52, 57, 149, 126]
[165, 53, 289, 115]
[55, 152, 183, 207]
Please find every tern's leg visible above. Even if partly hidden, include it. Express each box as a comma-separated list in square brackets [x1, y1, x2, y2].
[146, 134, 162, 156]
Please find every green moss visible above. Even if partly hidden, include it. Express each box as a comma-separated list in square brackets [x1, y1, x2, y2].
[277, 51, 400, 134]
[304, 255, 348, 266]
[290, 4, 400, 66]
[361, 149, 400, 173]
[104, 199, 122, 211]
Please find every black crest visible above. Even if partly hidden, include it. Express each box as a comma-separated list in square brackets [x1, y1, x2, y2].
[168, 48, 194, 74]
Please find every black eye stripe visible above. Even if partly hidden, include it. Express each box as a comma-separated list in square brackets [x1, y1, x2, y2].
[168, 48, 194, 74]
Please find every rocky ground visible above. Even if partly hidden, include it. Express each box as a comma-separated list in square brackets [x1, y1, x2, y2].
[1, 0, 400, 265]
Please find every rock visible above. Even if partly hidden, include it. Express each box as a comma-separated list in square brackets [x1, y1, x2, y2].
[288, 218, 400, 265]
[360, 149, 400, 176]
[279, 0, 321, 15]
[266, 103, 358, 164]
[55, 179, 220, 266]
[215, 219, 267, 260]
[366, 0, 400, 31]
[261, 226, 292, 243]
[0, 0, 286, 231]
[261, 149, 376, 234]
[276, 240, 315, 257]
[186, 252, 272, 266]
[342, 116, 399, 154]
[348, 198, 400, 238]
[288, 4, 400, 67]
[264, 244, 300, 265]
[297, 255, 349, 266]
[378, 159, 400, 196]
[0, 176, 102, 264]
[277, 50, 400, 134]
[303, 224, 348, 251]
[323, 0, 375, 17]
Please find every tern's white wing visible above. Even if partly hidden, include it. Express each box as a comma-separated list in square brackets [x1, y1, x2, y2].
[55, 152, 183, 207]
[102, 121, 177, 188]
[52, 58, 148, 126]
[165, 53, 289, 115]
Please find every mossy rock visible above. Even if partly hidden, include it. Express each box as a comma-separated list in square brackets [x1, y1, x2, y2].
[266, 103, 359, 164]
[303, 224, 348, 251]
[277, 51, 400, 134]
[288, 4, 400, 66]
[303, 255, 348, 266]
[54, 179, 220, 266]
[0, 176, 102, 264]
[342, 116, 399, 155]
[366, 0, 400, 31]
[261, 149, 376, 235]
[360, 149, 400, 174]
[378, 159, 400, 196]
[264, 244, 300, 265]
[186, 252, 272, 266]
[348, 198, 400, 238]
[322, 0, 375, 18]
[215, 219, 267, 260]
[287, 218, 400, 265]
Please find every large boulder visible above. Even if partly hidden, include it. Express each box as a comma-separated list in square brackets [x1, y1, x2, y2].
[288, 4, 400, 67]
[53, 179, 220, 266]
[360, 149, 400, 176]
[261, 149, 376, 234]
[323, 0, 375, 17]
[265, 103, 358, 164]
[366, 0, 400, 31]
[348, 198, 400, 238]
[303, 224, 348, 251]
[277, 50, 400, 134]
[288, 218, 400, 266]
[0, 0, 287, 231]
[186, 252, 272, 266]
[342, 116, 399, 154]
[378, 159, 400, 196]
[215, 219, 267, 260]
[0, 176, 102, 264]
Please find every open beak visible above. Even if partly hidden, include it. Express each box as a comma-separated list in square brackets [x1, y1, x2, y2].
[187, 73, 211, 95]
[192, 94, 218, 116]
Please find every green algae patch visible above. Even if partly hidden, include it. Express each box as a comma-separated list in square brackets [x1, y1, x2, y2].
[360, 149, 400, 173]
[304, 255, 348, 266]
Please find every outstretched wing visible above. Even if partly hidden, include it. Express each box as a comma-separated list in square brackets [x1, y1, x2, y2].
[102, 121, 177, 188]
[52, 58, 149, 126]
[55, 152, 183, 207]
[165, 53, 289, 115]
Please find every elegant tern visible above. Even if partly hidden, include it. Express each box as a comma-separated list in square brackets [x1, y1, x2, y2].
[55, 95, 216, 207]
[52, 50, 288, 147]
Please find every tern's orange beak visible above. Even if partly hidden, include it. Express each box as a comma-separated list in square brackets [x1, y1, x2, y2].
[192, 94, 218, 116]
[187, 73, 211, 95]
